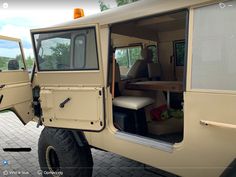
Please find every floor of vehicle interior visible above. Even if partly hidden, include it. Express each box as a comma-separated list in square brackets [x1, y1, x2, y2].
[148, 132, 183, 144]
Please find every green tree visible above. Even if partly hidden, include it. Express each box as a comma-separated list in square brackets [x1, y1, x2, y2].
[0, 57, 8, 70]
[115, 0, 139, 6]
[99, 0, 110, 11]
[0, 53, 34, 71]
[25, 56, 34, 70]
[99, 0, 139, 11]
[116, 49, 128, 67]
[40, 43, 70, 70]
[50, 43, 70, 66]
[15, 54, 24, 69]
[16, 55, 34, 70]
[129, 47, 141, 66]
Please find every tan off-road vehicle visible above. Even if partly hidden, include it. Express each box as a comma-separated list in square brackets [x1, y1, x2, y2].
[0, 0, 236, 176]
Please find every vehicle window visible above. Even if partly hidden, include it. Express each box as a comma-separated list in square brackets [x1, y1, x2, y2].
[192, 1, 236, 91]
[147, 45, 158, 63]
[40, 37, 71, 70]
[115, 45, 142, 76]
[33, 27, 98, 71]
[74, 35, 86, 69]
[0, 39, 25, 71]
[174, 41, 185, 66]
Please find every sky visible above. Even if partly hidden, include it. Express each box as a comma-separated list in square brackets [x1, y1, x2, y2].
[0, 0, 116, 58]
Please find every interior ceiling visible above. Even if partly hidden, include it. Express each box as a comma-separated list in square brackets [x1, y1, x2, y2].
[112, 11, 186, 41]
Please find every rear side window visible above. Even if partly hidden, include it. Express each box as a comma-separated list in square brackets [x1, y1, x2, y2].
[191, 1, 236, 91]
[174, 40, 185, 66]
[0, 39, 25, 71]
[33, 27, 99, 71]
[115, 45, 142, 76]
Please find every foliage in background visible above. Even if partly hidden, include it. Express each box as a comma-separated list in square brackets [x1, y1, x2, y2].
[115, 46, 142, 68]
[147, 45, 158, 63]
[25, 56, 34, 69]
[99, 0, 139, 11]
[40, 43, 70, 70]
[0, 57, 9, 70]
[50, 43, 70, 68]
[174, 42, 185, 66]
[99, 0, 110, 11]
[0, 55, 34, 71]
[116, 0, 139, 7]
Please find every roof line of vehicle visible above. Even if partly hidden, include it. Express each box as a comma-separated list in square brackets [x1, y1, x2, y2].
[30, 0, 216, 32]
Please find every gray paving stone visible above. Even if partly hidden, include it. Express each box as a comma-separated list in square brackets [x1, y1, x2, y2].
[0, 112, 162, 177]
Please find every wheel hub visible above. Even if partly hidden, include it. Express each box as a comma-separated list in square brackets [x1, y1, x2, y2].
[46, 146, 61, 174]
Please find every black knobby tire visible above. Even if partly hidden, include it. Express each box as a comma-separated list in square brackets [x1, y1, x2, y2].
[38, 127, 93, 177]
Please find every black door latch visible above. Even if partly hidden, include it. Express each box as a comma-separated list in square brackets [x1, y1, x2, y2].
[0, 95, 3, 104]
[59, 98, 71, 108]
[0, 84, 5, 89]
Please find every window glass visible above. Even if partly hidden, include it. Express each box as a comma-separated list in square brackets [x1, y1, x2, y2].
[174, 41, 185, 66]
[192, 1, 236, 91]
[115, 46, 142, 76]
[0, 39, 25, 71]
[33, 28, 98, 71]
[74, 35, 86, 69]
[147, 45, 158, 63]
[40, 37, 71, 70]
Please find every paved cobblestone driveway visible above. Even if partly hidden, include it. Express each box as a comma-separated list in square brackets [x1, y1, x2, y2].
[0, 112, 161, 177]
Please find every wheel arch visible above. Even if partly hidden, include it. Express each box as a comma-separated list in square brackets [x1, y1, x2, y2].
[70, 130, 90, 148]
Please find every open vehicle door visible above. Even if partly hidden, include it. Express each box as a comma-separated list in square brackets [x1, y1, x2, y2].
[0, 35, 33, 124]
[31, 25, 105, 131]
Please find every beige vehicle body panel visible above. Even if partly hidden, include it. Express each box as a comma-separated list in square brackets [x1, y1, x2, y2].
[1, 0, 235, 176]
[40, 86, 104, 130]
[0, 36, 33, 124]
[31, 24, 105, 131]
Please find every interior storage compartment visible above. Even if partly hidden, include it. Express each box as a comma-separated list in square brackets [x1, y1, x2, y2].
[113, 106, 148, 136]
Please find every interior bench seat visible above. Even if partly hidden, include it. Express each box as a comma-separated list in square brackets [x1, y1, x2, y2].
[112, 96, 154, 110]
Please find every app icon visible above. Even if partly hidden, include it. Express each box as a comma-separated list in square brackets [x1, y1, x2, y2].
[2, 160, 9, 166]
[219, 2, 226, 9]
[37, 170, 43, 176]
[3, 170, 8, 176]
[2, 2, 8, 9]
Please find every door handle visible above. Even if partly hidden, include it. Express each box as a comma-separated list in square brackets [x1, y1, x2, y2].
[200, 120, 236, 130]
[59, 98, 71, 108]
[0, 95, 3, 104]
[0, 84, 5, 89]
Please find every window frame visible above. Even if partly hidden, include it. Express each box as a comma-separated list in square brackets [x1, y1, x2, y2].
[31, 26, 99, 72]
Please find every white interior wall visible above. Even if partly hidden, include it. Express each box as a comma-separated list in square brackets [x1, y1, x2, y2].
[111, 33, 156, 48]
[158, 29, 185, 81]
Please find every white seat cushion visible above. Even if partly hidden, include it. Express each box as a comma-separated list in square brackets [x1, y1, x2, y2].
[113, 96, 154, 110]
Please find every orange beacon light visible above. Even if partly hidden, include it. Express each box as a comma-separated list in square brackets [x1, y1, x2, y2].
[74, 8, 85, 19]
